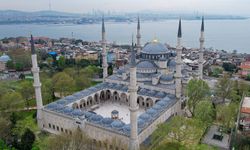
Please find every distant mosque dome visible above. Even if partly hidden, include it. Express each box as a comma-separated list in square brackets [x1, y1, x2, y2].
[0, 54, 11, 62]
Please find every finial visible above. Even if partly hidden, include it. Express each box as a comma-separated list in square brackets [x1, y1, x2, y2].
[201, 16, 204, 32]
[137, 16, 140, 30]
[102, 15, 105, 33]
[178, 18, 182, 38]
[30, 35, 35, 54]
[131, 34, 136, 67]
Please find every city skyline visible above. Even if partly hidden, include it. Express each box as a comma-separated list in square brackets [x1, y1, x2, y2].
[1, 0, 250, 16]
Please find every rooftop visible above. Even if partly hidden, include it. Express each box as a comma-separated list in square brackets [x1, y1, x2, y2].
[241, 97, 250, 114]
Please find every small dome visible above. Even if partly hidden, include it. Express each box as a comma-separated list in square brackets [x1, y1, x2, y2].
[139, 113, 152, 122]
[152, 104, 163, 111]
[54, 104, 64, 112]
[156, 100, 168, 107]
[89, 114, 103, 123]
[162, 96, 171, 102]
[155, 92, 166, 98]
[56, 99, 67, 105]
[65, 95, 76, 101]
[111, 110, 119, 115]
[83, 111, 94, 118]
[101, 118, 114, 127]
[111, 120, 125, 130]
[138, 119, 146, 128]
[122, 124, 131, 134]
[146, 108, 158, 117]
[142, 42, 169, 54]
[46, 103, 58, 110]
[0, 54, 11, 62]
[137, 61, 157, 69]
[167, 59, 176, 68]
[160, 74, 174, 81]
[62, 107, 74, 115]
[73, 92, 84, 98]
[72, 109, 84, 116]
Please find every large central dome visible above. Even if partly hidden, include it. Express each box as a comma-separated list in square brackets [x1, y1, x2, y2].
[141, 41, 169, 55]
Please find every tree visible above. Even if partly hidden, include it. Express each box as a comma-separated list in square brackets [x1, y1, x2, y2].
[153, 116, 205, 146]
[6, 60, 15, 70]
[52, 72, 75, 97]
[0, 117, 11, 143]
[222, 62, 236, 72]
[20, 128, 35, 150]
[46, 128, 92, 150]
[185, 79, 210, 115]
[215, 74, 234, 103]
[216, 103, 238, 131]
[19, 80, 34, 109]
[57, 56, 66, 70]
[41, 78, 54, 104]
[194, 100, 215, 127]
[0, 92, 22, 111]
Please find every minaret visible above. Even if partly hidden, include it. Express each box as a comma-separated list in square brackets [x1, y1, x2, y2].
[175, 19, 182, 99]
[199, 17, 205, 79]
[31, 35, 43, 129]
[129, 35, 139, 150]
[136, 16, 141, 54]
[102, 16, 108, 80]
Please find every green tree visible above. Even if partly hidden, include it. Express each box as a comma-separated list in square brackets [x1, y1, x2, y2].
[0, 117, 11, 143]
[185, 79, 210, 115]
[19, 80, 34, 109]
[222, 62, 236, 72]
[20, 129, 35, 150]
[216, 103, 238, 131]
[194, 100, 215, 127]
[0, 92, 22, 111]
[57, 56, 66, 70]
[215, 74, 234, 103]
[41, 78, 54, 104]
[6, 60, 15, 70]
[153, 116, 205, 146]
[52, 72, 75, 97]
[46, 128, 91, 150]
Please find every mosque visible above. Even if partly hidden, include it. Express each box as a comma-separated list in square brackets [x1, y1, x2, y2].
[31, 17, 205, 150]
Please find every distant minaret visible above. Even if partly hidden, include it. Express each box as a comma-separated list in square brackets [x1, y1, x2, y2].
[175, 19, 182, 99]
[129, 35, 139, 150]
[136, 16, 141, 54]
[199, 17, 205, 79]
[102, 16, 108, 80]
[31, 35, 43, 129]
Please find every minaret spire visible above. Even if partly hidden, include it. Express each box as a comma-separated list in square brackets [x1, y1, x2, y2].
[101, 16, 108, 80]
[129, 34, 139, 150]
[31, 35, 43, 129]
[175, 19, 182, 99]
[199, 16, 205, 79]
[136, 16, 141, 54]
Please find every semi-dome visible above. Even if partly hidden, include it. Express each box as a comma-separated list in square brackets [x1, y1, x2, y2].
[0, 54, 11, 62]
[160, 74, 174, 81]
[142, 42, 169, 54]
[136, 61, 157, 70]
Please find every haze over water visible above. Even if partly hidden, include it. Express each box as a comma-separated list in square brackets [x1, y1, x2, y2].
[0, 19, 249, 53]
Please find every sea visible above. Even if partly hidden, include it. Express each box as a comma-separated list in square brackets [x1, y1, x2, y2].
[0, 19, 249, 54]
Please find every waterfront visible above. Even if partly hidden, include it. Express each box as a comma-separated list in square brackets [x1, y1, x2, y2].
[0, 19, 250, 53]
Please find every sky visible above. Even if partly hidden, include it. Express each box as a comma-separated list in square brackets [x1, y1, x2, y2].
[0, 0, 250, 16]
